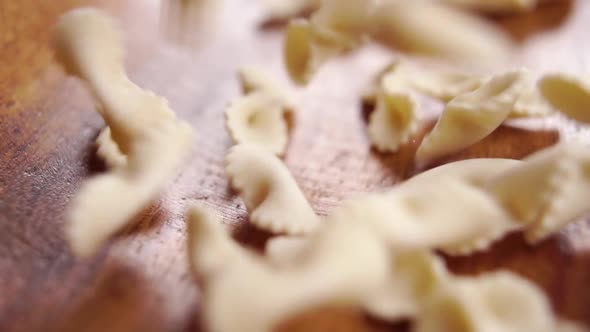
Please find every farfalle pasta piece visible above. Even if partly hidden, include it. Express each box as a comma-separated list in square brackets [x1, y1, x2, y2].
[405, 158, 521, 187]
[285, 0, 377, 84]
[229, 67, 293, 155]
[416, 69, 527, 165]
[395, 63, 551, 118]
[415, 271, 562, 332]
[265, 236, 446, 321]
[326, 158, 521, 255]
[95, 127, 127, 169]
[55, 8, 194, 257]
[187, 205, 390, 332]
[364, 60, 484, 106]
[284, 17, 363, 85]
[374, 0, 513, 65]
[361, 61, 399, 106]
[407, 67, 484, 103]
[225, 144, 320, 234]
[186, 204, 252, 277]
[510, 78, 554, 118]
[225, 91, 291, 156]
[266, 236, 309, 266]
[237, 67, 293, 106]
[330, 176, 514, 251]
[368, 68, 421, 153]
[365, 251, 449, 321]
[443, 0, 538, 14]
[285, 0, 514, 85]
[485, 142, 590, 243]
[539, 73, 590, 123]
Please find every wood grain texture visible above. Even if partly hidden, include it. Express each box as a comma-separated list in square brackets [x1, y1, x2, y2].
[1, 0, 590, 331]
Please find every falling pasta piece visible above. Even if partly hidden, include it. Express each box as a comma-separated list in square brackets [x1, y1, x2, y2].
[284, 0, 377, 85]
[186, 204, 256, 278]
[284, 18, 362, 85]
[402, 63, 485, 103]
[266, 236, 310, 266]
[368, 70, 421, 153]
[364, 60, 484, 107]
[510, 79, 554, 118]
[485, 142, 590, 243]
[327, 159, 521, 256]
[375, 0, 514, 65]
[416, 271, 560, 332]
[55, 8, 194, 257]
[238, 66, 277, 94]
[285, 0, 513, 85]
[95, 127, 127, 169]
[237, 66, 292, 105]
[160, 0, 219, 49]
[443, 0, 538, 14]
[225, 144, 320, 234]
[404, 158, 521, 187]
[225, 92, 290, 156]
[365, 251, 449, 321]
[187, 206, 390, 332]
[330, 176, 514, 251]
[284, 20, 314, 85]
[539, 73, 590, 123]
[416, 69, 527, 165]
[361, 60, 400, 106]
[230, 67, 294, 155]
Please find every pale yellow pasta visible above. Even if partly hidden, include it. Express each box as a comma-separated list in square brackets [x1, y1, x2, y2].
[416, 69, 527, 165]
[363, 60, 484, 106]
[289, 158, 523, 256]
[404, 158, 521, 187]
[225, 144, 320, 234]
[368, 69, 421, 153]
[284, 18, 361, 85]
[374, 0, 513, 65]
[285, 0, 513, 85]
[186, 203, 253, 277]
[510, 78, 554, 118]
[408, 67, 484, 103]
[55, 8, 194, 257]
[330, 177, 514, 251]
[365, 62, 552, 119]
[539, 73, 590, 123]
[443, 0, 537, 14]
[225, 92, 290, 156]
[95, 127, 127, 169]
[416, 271, 560, 332]
[187, 204, 389, 332]
[365, 251, 449, 321]
[316, 159, 520, 255]
[485, 142, 590, 243]
[230, 67, 294, 155]
[266, 236, 309, 266]
[237, 66, 292, 105]
[361, 61, 400, 105]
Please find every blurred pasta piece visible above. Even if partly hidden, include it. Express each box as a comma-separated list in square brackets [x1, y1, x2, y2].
[55, 8, 194, 257]
[539, 73, 590, 123]
[415, 69, 527, 165]
[225, 144, 319, 234]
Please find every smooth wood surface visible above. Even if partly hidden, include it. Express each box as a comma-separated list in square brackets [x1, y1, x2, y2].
[1, 0, 590, 331]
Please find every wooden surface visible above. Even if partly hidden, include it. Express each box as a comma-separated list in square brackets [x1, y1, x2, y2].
[1, 0, 590, 331]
